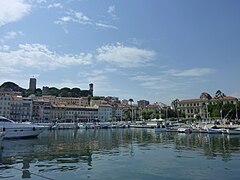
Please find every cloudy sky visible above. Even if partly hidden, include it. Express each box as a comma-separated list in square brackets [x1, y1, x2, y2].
[0, 0, 240, 104]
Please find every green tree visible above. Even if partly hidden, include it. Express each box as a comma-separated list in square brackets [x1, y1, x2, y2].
[35, 88, 42, 96]
[71, 88, 81, 97]
[48, 87, 59, 96]
[60, 87, 71, 97]
[24, 89, 35, 97]
[215, 90, 226, 99]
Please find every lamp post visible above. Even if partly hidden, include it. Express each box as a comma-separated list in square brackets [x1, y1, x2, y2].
[129, 99, 134, 122]
[220, 109, 223, 120]
[205, 102, 209, 120]
[236, 104, 238, 120]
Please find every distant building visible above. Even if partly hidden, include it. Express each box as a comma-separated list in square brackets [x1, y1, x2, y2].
[10, 96, 32, 122]
[42, 86, 49, 94]
[97, 104, 113, 122]
[121, 99, 129, 106]
[32, 98, 51, 122]
[137, 100, 150, 107]
[0, 94, 12, 119]
[29, 78, 37, 91]
[174, 92, 238, 119]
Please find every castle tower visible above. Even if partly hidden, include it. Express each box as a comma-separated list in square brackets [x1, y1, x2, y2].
[89, 83, 93, 96]
[29, 78, 36, 91]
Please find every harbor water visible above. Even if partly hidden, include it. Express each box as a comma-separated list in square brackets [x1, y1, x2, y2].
[1, 128, 240, 180]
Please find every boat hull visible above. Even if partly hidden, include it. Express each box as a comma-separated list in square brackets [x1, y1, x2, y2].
[227, 128, 240, 135]
[3, 126, 47, 139]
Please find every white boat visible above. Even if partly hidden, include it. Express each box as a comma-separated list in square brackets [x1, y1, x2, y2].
[0, 116, 48, 139]
[199, 128, 208, 133]
[0, 131, 4, 141]
[226, 127, 240, 135]
[207, 126, 224, 134]
[178, 127, 192, 133]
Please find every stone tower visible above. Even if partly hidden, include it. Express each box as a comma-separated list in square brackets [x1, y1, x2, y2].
[89, 83, 93, 96]
[29, 78, 36, 91]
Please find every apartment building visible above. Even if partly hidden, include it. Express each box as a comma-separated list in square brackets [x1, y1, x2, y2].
[10, 96, 32, 121]
[0, 94, 12, 119]
[97, 104, 113, 122]
[32, 99, 51, 122]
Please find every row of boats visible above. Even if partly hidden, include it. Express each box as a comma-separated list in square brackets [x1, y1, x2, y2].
[155, 125, 240, 135]
[1, 115, 240, 141]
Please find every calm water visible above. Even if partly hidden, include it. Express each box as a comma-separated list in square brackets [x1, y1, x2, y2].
[1, 128, 240, 180]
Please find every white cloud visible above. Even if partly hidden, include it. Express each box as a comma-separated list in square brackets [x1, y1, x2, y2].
[107, 5, 118, 20]
[4, 31, 24, 40]
[95, 22, 118, 30]
[0, 45, 10, 51]
[55, 9, 118, 31]
[130, 74, 175, 90]
[0, 43, 93, 71]
[48, 3, 63, 9]
[107, 5, 115, 14]
[96, 43, 156, 68]
[167, 68, 215, 77]
[55, 10, 92, 25]
[0, 0, 31, 26]
[130, 67, 215, 91]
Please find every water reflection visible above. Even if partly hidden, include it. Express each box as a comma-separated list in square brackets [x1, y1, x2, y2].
[0, 129, 240, 179]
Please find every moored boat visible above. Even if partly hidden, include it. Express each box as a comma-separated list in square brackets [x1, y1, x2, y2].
[0, 116, 48, 139]
[178, 127, 192, 133]
[207, 126, 224, 134]
[226, 127, 240, 135]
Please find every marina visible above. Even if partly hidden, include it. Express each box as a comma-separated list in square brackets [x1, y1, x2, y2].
[1, 128, 240, 179]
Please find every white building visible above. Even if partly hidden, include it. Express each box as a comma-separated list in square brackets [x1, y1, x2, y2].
[0, 94, 12, 119]
[97, 104, 112, 122]
[11, 96, 32, 122]
[51, 104, 98, 122]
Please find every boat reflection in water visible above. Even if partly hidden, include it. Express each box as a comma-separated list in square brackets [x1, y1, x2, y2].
[1, 129, 240, 179]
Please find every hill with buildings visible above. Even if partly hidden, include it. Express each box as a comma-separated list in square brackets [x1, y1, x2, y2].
[0, 80, 93, 98]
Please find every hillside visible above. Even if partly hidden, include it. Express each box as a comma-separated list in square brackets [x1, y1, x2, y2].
[0, 82, 26, 92]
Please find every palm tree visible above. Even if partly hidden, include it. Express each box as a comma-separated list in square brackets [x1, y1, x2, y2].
[215, 90, 226, 99]
[214, 90, 226, 119]
[129, 98, 134, 122]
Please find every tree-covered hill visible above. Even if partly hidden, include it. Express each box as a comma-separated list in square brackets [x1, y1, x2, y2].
[0, 82, 25, 92]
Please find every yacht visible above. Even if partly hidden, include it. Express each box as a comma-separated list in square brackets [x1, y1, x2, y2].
[226, 127, 240, 135]
[0, 116, 48, 139]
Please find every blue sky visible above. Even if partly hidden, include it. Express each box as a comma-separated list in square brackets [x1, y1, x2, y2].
[0, 0, 240, 105]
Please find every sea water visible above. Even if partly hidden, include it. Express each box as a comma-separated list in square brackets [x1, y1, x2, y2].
[0, 128, 240, 180]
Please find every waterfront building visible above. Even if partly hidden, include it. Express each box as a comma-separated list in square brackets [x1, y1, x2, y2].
[51, 104, 98, 122]
[0, 94, 12, 119]
[32, 99, 51, 122]
[174, 92, 238, 119]
[10, 96, 32, 122]
[29, 78, 37, 91]
[97, 104, 113, 122]
[112, 106, 123, 121]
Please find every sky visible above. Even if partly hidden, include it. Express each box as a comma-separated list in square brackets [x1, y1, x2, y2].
[0, 0, 240, 105]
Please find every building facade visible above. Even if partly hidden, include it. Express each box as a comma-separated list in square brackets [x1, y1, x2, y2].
[174, 93, 238, 119]
[0, 94, 12, 119]
[97, 104, 113, 122]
